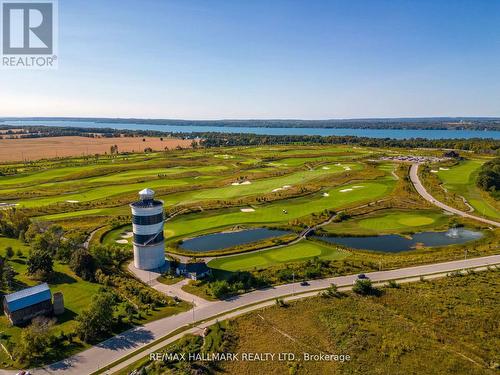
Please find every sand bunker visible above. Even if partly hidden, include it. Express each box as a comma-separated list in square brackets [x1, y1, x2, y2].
[352, 185, 364, 189]
[322, 166, 330, 170]
[115, 239, 128, 244]
[340, 188, 353, 193]
[231, 181, 252, 186]
[335, 163, 351, 171]
[121, 232, 134, 239]
[322, 192, 330, 197]
[240, 208, 255, 212]
[272, 185, 292, 192]
[439, 167, 450, 171]
[66, 200, 80, 203]
[431, 170, 438, 173]
[0, 203, 19, 209]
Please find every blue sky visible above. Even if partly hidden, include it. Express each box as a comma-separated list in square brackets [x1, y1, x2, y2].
[1, 0, 499, 119]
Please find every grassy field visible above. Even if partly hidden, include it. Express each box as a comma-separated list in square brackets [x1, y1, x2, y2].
[322, 209, 452, 235]
[101, 225, 133, 247]
[170, 162, 363, 202]
[165, 179, 395, 240]
[207, 239, 349, 271]
[218, 270, 500, 375]
[437, 160, 500, 219]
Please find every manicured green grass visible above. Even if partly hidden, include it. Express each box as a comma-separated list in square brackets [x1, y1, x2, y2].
[179, 163, 362, 202]
[101, 225, 133, 246]
[166, 179, 395, 240]
[359, 210, 440, 229]
[208, 239, 349, 271]
[323, 209, 452, 235]
[437, 160, 500, 219]
[15, 175, 217, 208]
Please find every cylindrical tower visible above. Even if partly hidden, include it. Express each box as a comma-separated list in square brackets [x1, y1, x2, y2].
[130, 188, 166, 270]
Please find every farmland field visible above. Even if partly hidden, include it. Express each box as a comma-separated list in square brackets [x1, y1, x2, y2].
[0, 136, 193, 162]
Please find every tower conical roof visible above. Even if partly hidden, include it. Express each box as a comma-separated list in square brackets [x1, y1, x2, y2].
[139, 188, 155, 200]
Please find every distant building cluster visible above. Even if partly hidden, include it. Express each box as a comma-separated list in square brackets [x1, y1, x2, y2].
[380, 155, 449, 164]
[3, 283, 64, 326]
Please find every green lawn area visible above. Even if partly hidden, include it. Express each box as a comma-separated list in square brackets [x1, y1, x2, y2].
[177, 162, 363, 202]
[15, 175, 218, 208]
[208, 239, 349, 271]
[102, 225, 133, 247]
[323, 209, 452, 235]
[437, 160, 500, 219]
[166, 178, 395, 240]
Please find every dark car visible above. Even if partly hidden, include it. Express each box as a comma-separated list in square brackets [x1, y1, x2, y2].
[300, 281, 309, 286]
[353, 274, 370, 285]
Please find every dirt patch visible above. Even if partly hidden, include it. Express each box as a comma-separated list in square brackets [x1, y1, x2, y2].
[0, 136, 193, 162]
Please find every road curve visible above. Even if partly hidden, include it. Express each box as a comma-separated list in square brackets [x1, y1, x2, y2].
[409, 164, 500, 228]
[9, 254, 500, 375]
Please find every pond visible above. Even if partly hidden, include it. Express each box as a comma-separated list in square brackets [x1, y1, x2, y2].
[179, 228, 291, 252]
[314, 228, 483, 253]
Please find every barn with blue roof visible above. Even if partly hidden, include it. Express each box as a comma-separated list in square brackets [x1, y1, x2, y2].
[3, 283, 53, 325]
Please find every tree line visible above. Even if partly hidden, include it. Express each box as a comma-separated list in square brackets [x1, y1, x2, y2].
[476, 157, 499, 199]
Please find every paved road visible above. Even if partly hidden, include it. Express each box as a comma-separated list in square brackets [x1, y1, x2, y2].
[128, 262, 213, 307]
[409, 164, 500, 228]
[7, 254, 499, 375]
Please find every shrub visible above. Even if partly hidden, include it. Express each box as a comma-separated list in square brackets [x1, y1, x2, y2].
[70, 248, 96, 281]
[76, 290, 117, 343]
[387, 280, 400, 288]
[5, 246, 14, 258]
[353, 279, 379, 296]
[27, 249, 53, 280]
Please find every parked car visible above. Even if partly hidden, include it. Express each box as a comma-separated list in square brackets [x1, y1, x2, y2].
[300, 280, 309, 286]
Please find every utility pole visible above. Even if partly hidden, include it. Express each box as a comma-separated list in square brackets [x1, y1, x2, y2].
[292, 272, 295, 295]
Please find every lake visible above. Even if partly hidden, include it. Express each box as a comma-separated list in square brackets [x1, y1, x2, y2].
[2, 120, 499, 140]
[314, 228, 483, 252]
[180, 228, 291, 252]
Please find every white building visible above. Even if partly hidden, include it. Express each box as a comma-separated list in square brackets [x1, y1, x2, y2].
[130, 188, 166, 270]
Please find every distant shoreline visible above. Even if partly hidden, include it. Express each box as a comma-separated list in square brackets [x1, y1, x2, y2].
[1, 117, 499, 131]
